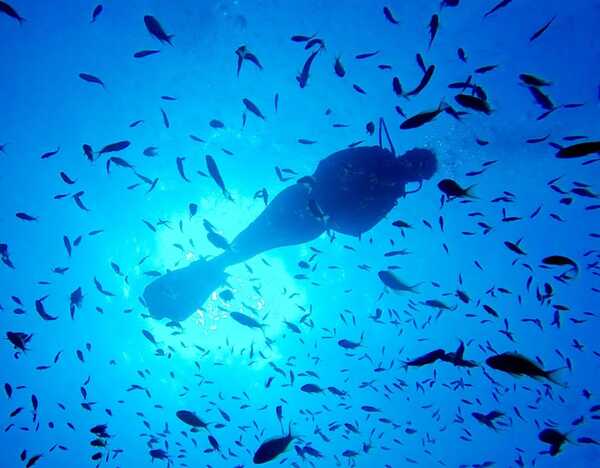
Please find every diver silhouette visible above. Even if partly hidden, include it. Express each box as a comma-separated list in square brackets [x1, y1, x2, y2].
[144, 121, 438, 321]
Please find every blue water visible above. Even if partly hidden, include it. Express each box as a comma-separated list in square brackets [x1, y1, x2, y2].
[1, 1, 599, 467]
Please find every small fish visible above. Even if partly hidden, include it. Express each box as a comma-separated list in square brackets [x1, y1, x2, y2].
[230, 311, 265, 332]
[144, 15, 174, 46]
[355, 51, 379, 60]
[176, 157, 190, 182]
[41, 147, 60, 159]
[0, 243, 15, 269]
[378, 270, 419, 293]
[400, 103, 446, 129]
[0, 1, 25, 24]
[428, 14, 439, 49]
[297, 48, 321, 88]
[134, 50, 160, 58]
[253, 423, 294, 464]
[16, 212, 37, 221]
[437, 179, 476, 199]
[454, 94, 491, 114]
[483, 0, 513, 18]
[97, 140, 130, 155]
[383, 6, 399, 25]
[90, 4, 103, 23]
[519, 73, 551, 87]
[556, 141, 600, 159]
[530, 16, 556, 42]
[160, 108, 170, 128]
[243, 98, 265, 120]
[334, 57, 345, 77]
[539, 428, 568, 456]
[405, 65, 435, 97]
[235, 45, 263, 76]
[206, 155, 233, 201]
[176, 410, 208, 430]
[79, 73, 106, 89]
[486, 352, 564, 385]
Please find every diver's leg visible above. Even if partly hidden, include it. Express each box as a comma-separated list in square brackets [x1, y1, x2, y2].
[144, 183, 325, 321]
[213, 183, 325, 268]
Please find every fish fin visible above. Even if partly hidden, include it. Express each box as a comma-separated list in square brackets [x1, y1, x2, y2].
[545, 367, 568, 388]
[464, 184, 478, 199]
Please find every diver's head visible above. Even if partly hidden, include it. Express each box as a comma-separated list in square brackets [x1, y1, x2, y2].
[397, 147, 438, 182]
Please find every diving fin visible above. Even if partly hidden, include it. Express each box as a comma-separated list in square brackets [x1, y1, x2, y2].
[143, 257, 227, 322]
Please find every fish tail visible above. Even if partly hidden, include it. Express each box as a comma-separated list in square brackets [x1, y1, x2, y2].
[464, 184, 478, 199]
[546, 367, 568, 388]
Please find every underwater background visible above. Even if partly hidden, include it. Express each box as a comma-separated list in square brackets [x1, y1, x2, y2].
[1, 0, 599, 467]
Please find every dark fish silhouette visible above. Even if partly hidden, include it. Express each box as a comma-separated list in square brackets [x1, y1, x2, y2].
[90, 4, 103, 23]
[206, 155, 233, 201]
[144, 15, 174, 46]
[134, 49, 160, 58]
[0, 1, 25, 24]
[297, 47, 321, 88]
[243, 98, 265, 120]
[79, 73, 106, 89]
[253, 424, 294, 464]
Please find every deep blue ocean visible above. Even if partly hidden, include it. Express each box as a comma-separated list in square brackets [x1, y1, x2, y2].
[1, 1, 599, 467]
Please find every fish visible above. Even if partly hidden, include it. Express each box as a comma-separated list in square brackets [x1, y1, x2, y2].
[7, 331, 32, 354]
[541, 255, 578, 278]
[555, 141, 600, 159]
[0, 1, 24, 24]
[530, 15, 556, 42]
[230, 311, 265, 332]
[176, 410, 208, 430]
[253, 423, 294, 464]
[472, 411, 504, 430]
[300, 383, 323, 393]
[405, 65, 435, 97]
[144, 15, 174, 46]
[334, 57, 345, 77]
[528, 85, 555, 110]
[79, 73, 106, 89]
[400, 103, 446, 129]
[378, 270, 419, 293]
[16, 212, 37, 221]
[176, 157, 190, 182]
[483, 0, 513, 18]
[402, 349, 445, 368]
[519, 73, 551, 87]
[0, 243, 15, 269]
[206, 155, 233, 201]
[297, 47, 321, 88]
[539, 428, 568, 456]
[97, 140, 130, 155]
[383, 6, 399, 25]
[41, 147, 60, 159]
[486, 352, 564, 385]
[160, 108, 170, 128]
[134, 49, 160, 58]
[243, 98, 265, 120]
[437, 179, 476, 199]
[454, 94, 491, 114]
[428, 14, 439, 49]
[90, 4, 103, 23]
[235, 45, 263, 76]
[355, 51, 379, 60]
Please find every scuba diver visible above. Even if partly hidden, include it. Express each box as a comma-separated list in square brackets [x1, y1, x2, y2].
[143, 122, 438, 321]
